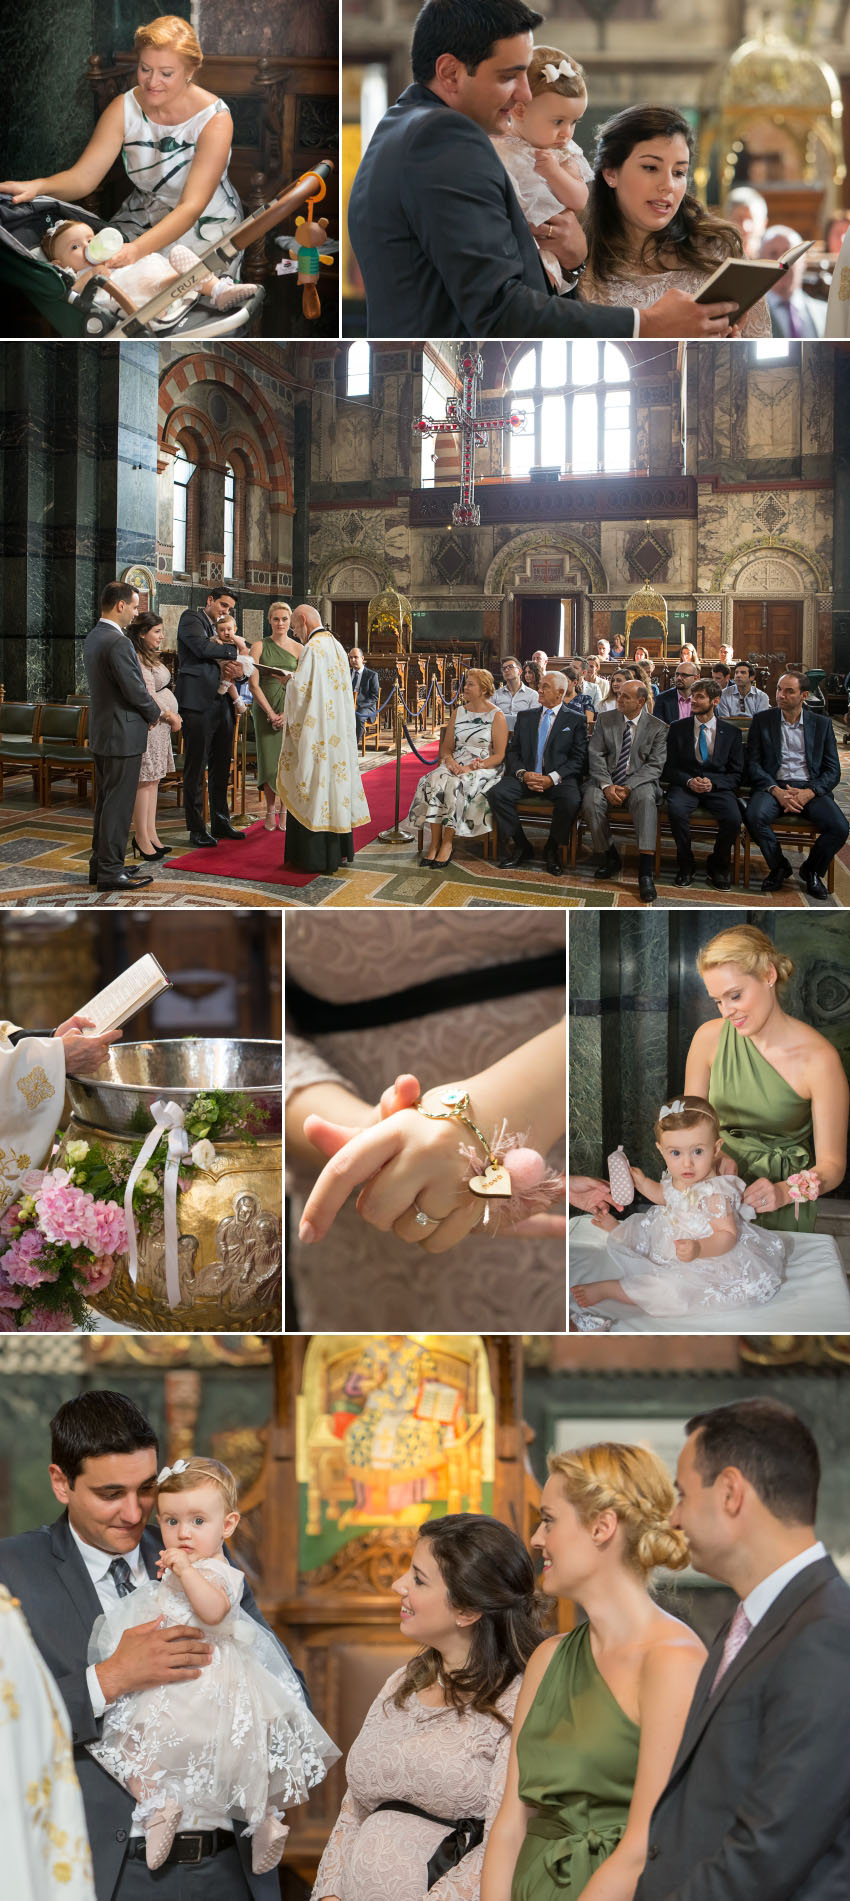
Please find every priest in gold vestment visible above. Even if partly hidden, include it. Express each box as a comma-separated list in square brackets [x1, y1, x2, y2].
[277, 605, 371, 873]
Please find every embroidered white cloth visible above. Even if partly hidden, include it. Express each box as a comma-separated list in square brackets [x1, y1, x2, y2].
[277, 632, 370, 835]
[605, 1173, 785, 1316]
[0, 1586, 94, 1897]
[826, 232, 850, 335]
[0, 1022, 65, 1214]
[87, 1559, 339, 1831]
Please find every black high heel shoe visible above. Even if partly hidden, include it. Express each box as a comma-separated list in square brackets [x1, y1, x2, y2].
[152, 843, 172, 858]
[131, 837, 159, 862]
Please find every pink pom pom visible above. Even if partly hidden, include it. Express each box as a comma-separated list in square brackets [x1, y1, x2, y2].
[505, 1147, 547, 1190]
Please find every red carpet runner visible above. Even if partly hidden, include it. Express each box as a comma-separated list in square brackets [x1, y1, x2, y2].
[167, 745, 440, 887]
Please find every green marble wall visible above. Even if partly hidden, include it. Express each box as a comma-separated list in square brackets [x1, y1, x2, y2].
[570, 913, 850, 1193]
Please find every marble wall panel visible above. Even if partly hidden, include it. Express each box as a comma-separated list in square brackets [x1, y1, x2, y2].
[195, 0, 336, 58]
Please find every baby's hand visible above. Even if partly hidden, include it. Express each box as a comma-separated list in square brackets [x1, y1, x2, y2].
[674, 1239, 699, 1262]
[534, 149, 563, 180]
[157, 1547, 193, 1576]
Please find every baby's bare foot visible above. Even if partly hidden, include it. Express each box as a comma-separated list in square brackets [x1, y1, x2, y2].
[573, 1279, 625, 1306]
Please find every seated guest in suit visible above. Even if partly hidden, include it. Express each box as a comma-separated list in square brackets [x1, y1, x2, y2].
[494, 654, 539, 729]
[0, 1390, 301, 1901]
[655, 659, 699, 725]
[636, 1399, 850, 1901]
[719, 659, 770, 719]
[664, 679, 745, 887]
[486, 670, 588, 875]
[348, 0, 738, 340]
[744, 671, 849, 899]
[349, 647, 380, 743]
[580, 679, 668, 903]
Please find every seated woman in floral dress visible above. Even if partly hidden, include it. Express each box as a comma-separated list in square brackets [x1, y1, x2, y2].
[408, 670, 507, 868]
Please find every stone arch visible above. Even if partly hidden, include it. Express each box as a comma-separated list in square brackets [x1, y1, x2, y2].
[484, 529, 607, 597]
[711, 537, 829, 595]
[313, 550, 397, 596]
[158, 354, 292, 509]
[221, 432, 266, 485]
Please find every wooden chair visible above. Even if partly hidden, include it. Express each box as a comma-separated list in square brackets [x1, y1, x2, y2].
[40, 704, 93, 806]
[492, 796, 575, 869]
[0, 702, 42, 799]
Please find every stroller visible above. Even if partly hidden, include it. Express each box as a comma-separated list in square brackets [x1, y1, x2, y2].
[0, 160, 333, 338]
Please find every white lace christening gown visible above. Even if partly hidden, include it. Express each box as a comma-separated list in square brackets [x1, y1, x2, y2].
[606, 1173, 785, 1317]
[88, 1559, 339, 1830]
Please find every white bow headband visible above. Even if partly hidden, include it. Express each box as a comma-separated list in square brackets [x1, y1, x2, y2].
[157, 1459, 189, 1483]
[540, 58, 578, 83]
[659, 1100, 686, 1120]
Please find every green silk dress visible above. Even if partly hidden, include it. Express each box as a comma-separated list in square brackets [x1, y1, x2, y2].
[708, 1017, 816, 1233]
[252, 639, 298, 788]
[512, 1624, 639, 1900]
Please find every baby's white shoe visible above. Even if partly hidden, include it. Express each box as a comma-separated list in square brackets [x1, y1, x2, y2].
[251, 1814, 289, 1874]
[145, 1798, 183, 1869]
[209, 277, 259, 310]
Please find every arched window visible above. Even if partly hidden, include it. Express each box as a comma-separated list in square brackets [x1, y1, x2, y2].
[509, 341, 632, 477]
[347, 340, 371, 398]
[172, 444, 195, 574]
[223, 462, 235, 578]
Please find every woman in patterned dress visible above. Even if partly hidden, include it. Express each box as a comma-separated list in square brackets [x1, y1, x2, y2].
[408, 670, 508, 868]
[578, 107, 771, 338]
[127, 613, 181, 860]
[312, 1515, 544, 1901]
[1, 17, 241, 274]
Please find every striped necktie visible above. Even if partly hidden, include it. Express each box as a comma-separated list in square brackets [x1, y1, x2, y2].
[612, 720, 633, 785]
[108, 1556, 137, 1598]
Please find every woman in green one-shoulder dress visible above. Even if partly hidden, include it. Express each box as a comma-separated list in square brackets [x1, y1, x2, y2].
[481, 1443, 706, 1901]
[685, 925, 848, 1233]
[249, 602, 302, 828]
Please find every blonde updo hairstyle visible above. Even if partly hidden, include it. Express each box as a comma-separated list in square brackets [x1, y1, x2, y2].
[134, 16, 203, 72]
[156, 1455, 238, 1515]
[697, 925, 794, 989]
[547, 1441, 689, 1578]
[268, 601, 292, 624]
[465, 667, 495, 698]
[527, 45, 587, 101]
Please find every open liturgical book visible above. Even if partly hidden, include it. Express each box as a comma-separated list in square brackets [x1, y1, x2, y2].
[78, 954, 171, 1036]
[695, 239, 812, 320]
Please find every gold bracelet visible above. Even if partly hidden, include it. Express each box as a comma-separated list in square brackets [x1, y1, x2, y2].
[415, 1088, 512, 1199]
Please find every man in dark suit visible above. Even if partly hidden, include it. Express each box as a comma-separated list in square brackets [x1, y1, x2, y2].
[654, 659, 699, 726]
[84, 582, 178, 892]
[486, 670, 587, 874]
[636, 1397, 850, 1901]
[0, 1390, 304, 1901]
[663, 679, 744, 886]
[347, 0, 738, 340]
[744, 671, 848, 899]
[349, 647, 380, 743]
[176, 589, 246, 847]
[580, 678, 668, 902]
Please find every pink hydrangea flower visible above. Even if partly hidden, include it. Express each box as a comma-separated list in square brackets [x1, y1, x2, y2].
[2, 1229, 52, 1288]
[0, 1279, 24, 1310]
[0, 1312, 17, 1332]
[24, 1306, 74, 1332]
[36, 1173, 99, 1249]
[81, 1254, 114, 1295]
[88, 1201, 129, 1258]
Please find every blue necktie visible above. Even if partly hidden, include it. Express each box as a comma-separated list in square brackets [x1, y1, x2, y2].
[535, 708, 553, 774]
[699, 725, 709, 763]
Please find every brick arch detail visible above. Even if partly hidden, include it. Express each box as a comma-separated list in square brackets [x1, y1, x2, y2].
[158, 355, 292, 505]
[222, 432, 267, 485]
[163, 406, 222, 464]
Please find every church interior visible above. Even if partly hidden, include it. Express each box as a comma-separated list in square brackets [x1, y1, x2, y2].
[0, 335, 848, 906]
[1, 0, 339, 340]
[2, 1328, 848, 1896]
[342, 3, 850, 332]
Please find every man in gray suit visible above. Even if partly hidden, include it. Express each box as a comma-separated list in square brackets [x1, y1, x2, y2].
[0, 1390, 301, 1901]
[580, 679, 668, 903]
[636, 1397, 850, 1901]
[84, 583, 180, 891]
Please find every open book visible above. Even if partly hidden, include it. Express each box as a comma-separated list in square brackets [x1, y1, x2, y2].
[78, 954, 171, 1037]
[694, 240, 812, 320]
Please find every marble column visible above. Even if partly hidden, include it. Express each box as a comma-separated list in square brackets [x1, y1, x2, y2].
[832, 348, 850, 674]
[292, 398, 312, 601]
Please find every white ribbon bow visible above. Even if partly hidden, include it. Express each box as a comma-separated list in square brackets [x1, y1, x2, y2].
[541, 58, 578, 82]
[123, 1099, 190, 1310]
[659, 1099, 686, 1119]
[157, 1459, 188, 1483]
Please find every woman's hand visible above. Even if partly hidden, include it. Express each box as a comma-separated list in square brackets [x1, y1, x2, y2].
[299, 1106, 486, 1254]
[716, 1151, 739, 1176]
[569, 1175, 617, 1215]
[0, 178, 44, 204]
[103, 240, 144, 270]
[743, 1176, 790, 1215]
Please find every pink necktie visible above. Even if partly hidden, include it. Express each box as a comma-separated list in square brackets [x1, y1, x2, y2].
[711, 1602, 752, 1692]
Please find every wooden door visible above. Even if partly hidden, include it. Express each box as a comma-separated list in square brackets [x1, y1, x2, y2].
[733, 599, 803, 696]
[330, 600, 371, 649]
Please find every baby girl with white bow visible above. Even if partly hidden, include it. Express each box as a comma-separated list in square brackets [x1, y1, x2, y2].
[494, 45, 591, 291]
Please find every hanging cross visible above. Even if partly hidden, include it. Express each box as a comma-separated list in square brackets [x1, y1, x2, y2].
[415, 350, 523, 526]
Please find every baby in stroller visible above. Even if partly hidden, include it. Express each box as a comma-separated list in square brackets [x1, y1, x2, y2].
[40, 219, 256, 324]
